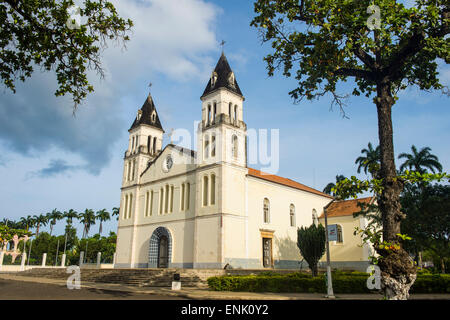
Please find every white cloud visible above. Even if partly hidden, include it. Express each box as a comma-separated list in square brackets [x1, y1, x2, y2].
[106, 0, 221, 82]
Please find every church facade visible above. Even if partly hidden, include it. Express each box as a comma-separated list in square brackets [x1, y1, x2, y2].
[115, 53, 334, 269]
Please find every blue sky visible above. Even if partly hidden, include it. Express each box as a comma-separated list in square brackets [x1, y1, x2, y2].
[0, 0, 449, 237]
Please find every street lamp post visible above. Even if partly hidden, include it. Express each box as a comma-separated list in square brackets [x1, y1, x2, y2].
[323, 200, 335, 299]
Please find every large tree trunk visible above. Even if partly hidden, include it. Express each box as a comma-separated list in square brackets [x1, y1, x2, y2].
[375, 82, 417, 300]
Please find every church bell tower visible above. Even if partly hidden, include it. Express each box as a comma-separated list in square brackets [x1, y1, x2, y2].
[198, 52, 247, 167]
[123, 93, 164, 187]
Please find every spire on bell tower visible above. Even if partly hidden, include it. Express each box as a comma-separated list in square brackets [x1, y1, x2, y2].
[123, 90, 165, 186]
[198, 53, 247, 168]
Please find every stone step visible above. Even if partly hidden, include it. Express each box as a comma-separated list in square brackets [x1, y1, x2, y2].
[15, 268, 213, 287]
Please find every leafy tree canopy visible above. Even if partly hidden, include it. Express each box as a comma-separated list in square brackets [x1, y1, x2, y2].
[0, 0, 133, 110]
[401, 183, 450, 271]
[251, 0, 449, 109]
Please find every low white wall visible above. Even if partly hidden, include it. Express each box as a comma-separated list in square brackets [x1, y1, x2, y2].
[0, 265, 66, 272]
[80, 263, 114, 269]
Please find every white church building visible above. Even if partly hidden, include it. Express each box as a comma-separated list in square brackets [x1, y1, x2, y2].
[115, 53, 335, 269]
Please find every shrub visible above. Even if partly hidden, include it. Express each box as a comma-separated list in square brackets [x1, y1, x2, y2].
[207, 272, 450, 294]
[410, 274, 450, 293]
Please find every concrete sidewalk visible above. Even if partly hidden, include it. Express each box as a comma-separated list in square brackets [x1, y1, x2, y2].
[1, 273, 449, 300]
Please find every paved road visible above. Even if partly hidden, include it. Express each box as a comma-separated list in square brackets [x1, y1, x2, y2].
[0, 278, 186, 300]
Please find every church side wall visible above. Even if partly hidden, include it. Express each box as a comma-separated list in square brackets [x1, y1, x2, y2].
[244, 177, 332, 269]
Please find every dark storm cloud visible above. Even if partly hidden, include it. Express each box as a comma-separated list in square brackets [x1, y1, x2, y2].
[29, 159, 82, 178]
[0, 72, 125, 176]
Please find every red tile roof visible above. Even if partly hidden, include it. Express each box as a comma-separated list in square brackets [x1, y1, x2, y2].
[319, 197, 374, 218]
[247, 168, 333, 199]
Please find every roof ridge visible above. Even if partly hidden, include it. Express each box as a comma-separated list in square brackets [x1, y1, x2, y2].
[247, 167, 333, 199]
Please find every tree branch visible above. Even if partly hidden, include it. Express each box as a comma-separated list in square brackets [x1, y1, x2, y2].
[334, 67, 374, 81]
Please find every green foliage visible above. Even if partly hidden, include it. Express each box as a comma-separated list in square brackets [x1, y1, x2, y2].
[0, 224, 32, 243]
[323, 174, 346, 197]
[401, 183, 450, 272]
[333, 171, 450, 200]
[355, 142, 381, 177]
[297, 224, 326, 276]
[77, 232, 116, 263]
[410, 274, 450, 293]
[398, 145, 443, 174]
[26, 228, 116, 266]
[251, 0, 449, 106]
[207, 272, 450, 294]
[0, 0, 133, 109]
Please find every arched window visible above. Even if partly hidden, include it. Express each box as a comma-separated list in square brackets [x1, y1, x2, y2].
[128, 194, 133, 219]
[211, 71, 218, 87]
[181, 183, 185, 211]
[123, 194, 128, 219]
[204, 134, 210, 159]
[203, 176, 209, 206]
[165, 184, 169, 214]
[153, 137, 157, 154]
[263, 198, 270, 223]
[229, 102, 232, 119]
[232, 135, 238, 159]
[131, 159, 136, 181]
[290, 204, 296, 227]
[131, 136, 135, 151]
[147, 135, 152, 153]
[234, 105, 238, 122]
[211, 134, 216, 157]
[186, 183, 190, 210]
[312, 209, 318, 227]
[168, 185, 174, 213]
[149, 190, 154, 216]
[213, 102, 217, 123]
[207, 105, 211, 125]
[337, 225, 343, 243]
[210, 174, 216, 205]
[145, 191, 150, 217]
[159, 187, 164, 215]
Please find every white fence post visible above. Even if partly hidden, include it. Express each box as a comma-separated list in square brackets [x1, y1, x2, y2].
[79, 251, 84, 266]
[96, 252, 101, 268]
[20, 253, 27, 271]
[42, 253, 47, 267]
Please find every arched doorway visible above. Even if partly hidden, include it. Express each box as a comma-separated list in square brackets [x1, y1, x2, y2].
[148, 227, 172, 268]
[158, 235, 169, 268]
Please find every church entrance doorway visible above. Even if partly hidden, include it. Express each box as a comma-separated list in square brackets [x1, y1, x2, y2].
[158, 235, 169, 268]
[148, 227, 172, 268]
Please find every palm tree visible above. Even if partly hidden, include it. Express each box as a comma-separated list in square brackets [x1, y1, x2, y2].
[355, 142, 381, 176]
[96, 209, 110, 235]
[112, 207, 120, 221]
[79, 209, 96, 238]
[33, 214, 48, 237]
[26, 215, 36, 232]
[398, 145, 443, 174]
[64, 209, 79, 228]
[323, 174, 346, 196]
[47, 209, 62, 236]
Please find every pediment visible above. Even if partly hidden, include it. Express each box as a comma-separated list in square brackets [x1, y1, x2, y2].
[140, 144, 197, 183]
